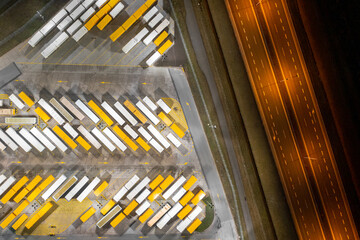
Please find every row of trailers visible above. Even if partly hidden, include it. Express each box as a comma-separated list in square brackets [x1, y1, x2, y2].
[0, 92, 184, 155]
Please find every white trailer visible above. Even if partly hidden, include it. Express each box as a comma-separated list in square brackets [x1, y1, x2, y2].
[125, 175, 140, 190]
[109, 2, 124, 18]
[60, 96, 85, 121]
[0, 128, 18, 151]
[148, 13, 163, 28]
[63, 123, 78, 138]
[157, 99, 171, 114]
[149, 139, 163, 153]
[75, 100, 100, 124]
[95, 0, 107, 8]
[167, 202, 183, 218]
[91, 128, 116, 152]
[65, 176, 89, 201]
[41, 175, 67, 200]
[122, 39, 138, 54]
[114, 101, 137, 126]
[0, 175, 6, 185]
[138, 127, 152, 141]
[43, 127, 68, 152]
[143, 96, 157, 111]
[82, 0, 96, 9]
[136, 101, 159, 125]
[113, 186, 127, 202]
[134, 27, 149, 42]
[103, 127, 127, 152]
[57, 16, 73, 31]
[143, 6, 158, 22]
[30, 127, 56, 151]
[80, 7, 95, 22]
[156, 213, 171, 229]
[166, 133, 181, 148]
[78, 125, 102, 149]
[124, 125, 138, 139]
[67, 19, 82, 35]
[162, 176, 186, 200]
[101, 101, 125, 126]
[77, 177, 100, 202]
[146, 51, 161, 66]
[155, 19, 170, 34]
[28, 31, 44, 47]
[39, 99, 65, 125]
[50, 98, 74, 122]
[143, 30, 159, 45]
[136, 200, 150, 215]
[40, 21, 56, 36]
[135, 188, 151, 204]
[0, 140, 5, 151]
[6, 127, 32, 152]
[41, 42, 58, 59]
[0, 176, 15, 196]
[52, 9, 68, 24]
[54, 32, 70, 47]
[172, 187, 186, 202]
[65, 0, 81, 13]
[19, 128, 45, 152]
[9, 94, 25, 110]
[187, 206, 202, 220]
[147, 125, 170, 149]
[72, 26, 88, 42]
[176, 217, 192, 232]
[126, 177, 150, 200]
[70, 4, 86, 20]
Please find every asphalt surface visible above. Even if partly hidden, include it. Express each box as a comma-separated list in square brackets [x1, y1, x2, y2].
[0, 62, 21, 89]
[182, 1, 256, 239]
[170, 67, 238, 240]
[226, 0, 359, 239]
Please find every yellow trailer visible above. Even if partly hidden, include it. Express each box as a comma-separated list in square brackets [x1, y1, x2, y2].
[136, 137, 151, 151]
[170, 123, 185, 138]
[85, 15, 100, 30]
[159, 175, 174, 190]
[123, 200, 138, 215]
[0, 213, 16, 228]
[18, 92, 34, 107]
[177, 205, 192, 220]
[191, 190, 206, 205]
[53, 125, 77, 149]
[94, 181, 108, 196]
[113, 126, 138, 151]
[139, 208, 154, 223]
[183, 175, 197, 191]
[110, 26, 125, 41]
[97, 14, 112, 30]
[154, 31, 169, 46]
[96, 4, 111, 19]
[149, 175, 164, 190]
[107, 0, 120, 7]
[147, 187, 162, 202]
[80, 207, 96, 222]
[14, 175, 42, 203]
[133, 4, 148, 19]
[158, 111, 172, 126]
[76, 136, 91, 151]
[111, 212, 125, 227]
[13, 200, 29, 216]
[35, 107, 51, 122]
[122, 16, 136, 30]
[88, 100, 113, 126]
[12, 214, 28, 230]
[158, 40, 173, 55]
[187, 218, 202, 234]
[179, 191, 194, 206]
[27, 175, 54, 202]
[1, 176, 29, 204]
[124, 100, 147, 124]
[144, 0, 157, 8]
[101, 199, 115, 215]
[25, 202, 53, 229]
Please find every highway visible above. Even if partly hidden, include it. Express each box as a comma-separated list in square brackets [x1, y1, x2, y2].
[225, 0, 358, 239]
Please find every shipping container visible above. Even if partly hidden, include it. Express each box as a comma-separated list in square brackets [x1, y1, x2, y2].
[136, 101, 159, 125]
[97, 14, 112, 30]
[57, 16, 73, 32]
[95, 0, 108, 8]
[41, 43, 58, 59]
[162, 176, 186, 200]
[28, 31, 44, 47]
[176, 217, 192, 232]
[63, 123, 78, 138]
[110, 212, 125, 227]
[146, 51, 161, 66]
[187, 218, 202, 234]
[25, 202, 53, 229]
[191, 190, 206, 205]
[9, 94, 25, 110]
[60, 96, 85, 120]
[77, 177, 101, 202]
[50, 98, 74, 122]
[80, 207, 96, 222]
[179, 191, 194, 206]
[52, 9, 68, 24]
[109, 2, 124, 18]
[122, 15, 136, 30]
[177, 205, 192, 220]
[76, 136, 91, 151]
[149, 175, 164, 190]
[126, 177, 150, 200]
[53, 176, 78, 201]
[133, 4, 148, 19]
[166, 133, 181, 148]
[41, 175, 67, 200]
[156, 213, 170, 229]
[157, 99, 171, 114]
[122, 39, 138, 54]
[113, 186, 127, 202]
[82, 0, 96, 9]
[101, 101, 125, 125]
[134, 27, 149, 43]
[149, 139, 163, 153]
[91, 128, 116, 152]
[6, 127, 31, 152]
[103, 127, 127, 152]
[187, 205, 202, 221]
[107, 0, 119, 8]
[27, 175, 55, 202]
[30, 127, 56, 151]
[143, 30, 159, 45]
[77, 125, 102, 149]
[125, 175, 140, 190]
[142, 6, 158, 22]
[160, 175, 174, 191]
[155, 19, 170, 34]
[75, 99, 100, 123]
[154, 31, 168, 46]
[138, 127, 152, 141]
[135, 188, 151, 204]
[172, 187, 186, 202]
[66, 0, 81, 13]
[67, 19, 82, 35]
[183, 176, 197, 191]
[136, 137, 150, 151]
[110, 26, 125, 42]
[73, 26, 89, 42]
[143, 96, 157, 111]
[148, 13, 163, 28]
[43, 127, 68, 152]
[40, 21, 56, 36]
[65, 176, 89, 201]
[139, 208, 154, 223]
[70, 4, 86, 20]
[80, 7, 96, 22]
[147, 125, 170, 149]
[88, 100, 113, 126]
[158, 39, 173, 55]
[0, 128, 18, 151]
[38, 98, 65, 125]
[19, 128, 45, 152]
[96, 205, 121, 228]
[147, 203, 171, 227]
[12, 214, 28, 230]
[123, 199, 138, 215]
[136, 200, 150, 215]
[53, 125, 77, 149]
[124, 124, 138, 139]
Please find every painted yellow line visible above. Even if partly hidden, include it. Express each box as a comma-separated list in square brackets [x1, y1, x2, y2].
[127, 44, 150, 65]
[114, 42, 140, 65]
[80, 39, 109, 64]
[55, 43, 79, 64]
[67, 39, 95, 64]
